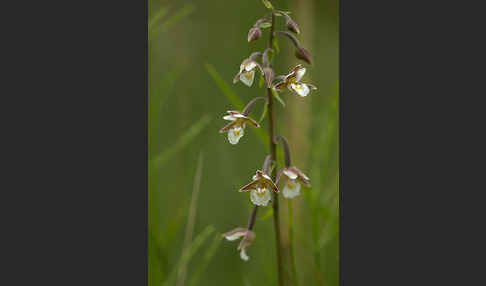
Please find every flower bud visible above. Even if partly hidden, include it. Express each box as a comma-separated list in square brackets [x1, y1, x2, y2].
[247, 27, 262, 42]
[295, 47, 313, 65]
[263, 67, 274, 88]
[286, 18, 300, 34]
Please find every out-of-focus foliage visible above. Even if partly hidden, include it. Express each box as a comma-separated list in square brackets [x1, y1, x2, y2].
[149, 0, 338, 285]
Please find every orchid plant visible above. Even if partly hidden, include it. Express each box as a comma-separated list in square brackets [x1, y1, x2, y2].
[220, 1, 316, 285]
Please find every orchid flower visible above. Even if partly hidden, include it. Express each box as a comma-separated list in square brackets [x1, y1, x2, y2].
[274, 64, 317, 97]
[278, 166, 311, 199]
[233, 57, 264, 87]
[219, 110, 260, 145]
[240, 170, 279, 206]
[223, 227, 256, 261]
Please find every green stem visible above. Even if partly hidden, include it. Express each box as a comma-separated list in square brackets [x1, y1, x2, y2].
[288, 199, 298, 286]
[267, 11, 284, 286]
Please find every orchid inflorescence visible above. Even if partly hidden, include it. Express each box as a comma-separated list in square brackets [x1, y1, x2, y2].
[221, 0, 314, 266]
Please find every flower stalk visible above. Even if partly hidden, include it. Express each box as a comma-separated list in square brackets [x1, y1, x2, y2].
[265, 11, 285, 286]
[220, 1, 316, 284]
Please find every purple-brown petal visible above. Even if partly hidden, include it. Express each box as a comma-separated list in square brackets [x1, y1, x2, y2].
[274, 81, 287, 90]
[223, 227, 248, 238]
[219, 121, 237, 133]
[239, 179, 259, 192]
[244, 116, 260, 128]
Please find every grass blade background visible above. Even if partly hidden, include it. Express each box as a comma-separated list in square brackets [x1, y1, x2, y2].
[176, 153, 204, 286]
[150, 115, 211, 169]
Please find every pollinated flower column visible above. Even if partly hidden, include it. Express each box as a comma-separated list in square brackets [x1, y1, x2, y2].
[220, 1, 316, 285]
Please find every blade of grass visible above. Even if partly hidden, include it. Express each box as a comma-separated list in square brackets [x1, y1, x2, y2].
[162, 225, 215, 286]
[204, 63, 269, 146]
[189, 233, 223, 286]
[149, 6, 169, 30]
[151, 3, 196, 36]
[176, 153, 204, 286]
[150, 115, 211, 169]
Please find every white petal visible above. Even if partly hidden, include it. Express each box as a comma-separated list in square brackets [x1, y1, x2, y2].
[290, 83, 310, 97]
[295, 67, 306, 82]
[262, 173, 272, 181]
[250, 188, 271, 206]
[223, 115, 237, 121]
[283, 169, 298, 180]
[245, 61, 257, 71]
[228, 125, 245, 144]
[282, 180, 301, 199]
[224, 232, 246, 241]
[240, 248, 249, 261]
[240, 70, 255, 87]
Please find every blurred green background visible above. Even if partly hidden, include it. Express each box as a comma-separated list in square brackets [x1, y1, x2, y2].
[149, 0, 338, 285]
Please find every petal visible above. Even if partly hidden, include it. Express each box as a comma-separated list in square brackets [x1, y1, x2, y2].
[283, 168, 298, 180]
[240, 70, 255, 87]
[223, 115, 237, 121]
[228, 125, 244, 144]
[240, 180, 259, 192]
[223, 228, 247, 241]
[295, 67, 306, 82]
[244, 116, 260, 128]
[219, 121, 237, 133]
[290, 83, 310, 97]
[240, 248, 249, 261]
[282, 180, 301, 199]
[306, 83, 318, 90]
[245, 61, 257, 71]
[250, 188, 272, 206]
[274, 81, 287, 90]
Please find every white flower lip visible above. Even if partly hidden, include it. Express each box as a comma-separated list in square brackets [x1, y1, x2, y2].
[250, 188, 271, 206]
[240, 70, 255, 87]
[290, 83, 310, 97]
[282, 180, 301, 199]
[240, 248, 249, 261]
[228, 125, 245, 144]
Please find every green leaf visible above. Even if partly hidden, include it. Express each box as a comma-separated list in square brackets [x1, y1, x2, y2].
[205, 63, 244, 110]
[162, 225, 215, 286]
[259, 22, 272, 29]
[262, 0, 274, 10]
[259, 100, 268, 123]
[189, 233, 223, 286]
[150, 115, 211, 169]
[259, 207, 273, 220]
[271, 88, 285, 107]
[150, 3, 196, 36]
[272, 37, 279, 54]
[258, 73, 265, 88]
